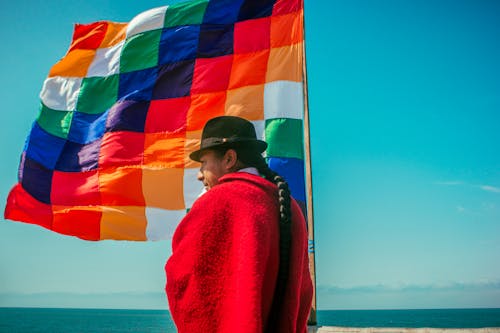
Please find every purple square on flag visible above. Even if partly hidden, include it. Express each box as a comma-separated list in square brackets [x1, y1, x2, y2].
[158, 25, 200, 65]
[118, 67, 159, 102]
[25, 122, 66, 170]
[203, 0, 244, 24]
[55, 139, 101, 172]
[106, 100, 149, 133]
[197, 24, 234, 58]
[68, 110, 108, 144]
[21, 157, 53, 204]
[238, 0, 275, 21]
[152, 60, 195, 99]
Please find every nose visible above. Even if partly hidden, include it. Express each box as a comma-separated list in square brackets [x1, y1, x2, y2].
[197, 170, 203, 182]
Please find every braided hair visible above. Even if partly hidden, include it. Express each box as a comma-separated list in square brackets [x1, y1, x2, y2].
[213, 145, 292, 329]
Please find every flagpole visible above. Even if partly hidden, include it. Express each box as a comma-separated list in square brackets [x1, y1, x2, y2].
[301, 3, 318, 326]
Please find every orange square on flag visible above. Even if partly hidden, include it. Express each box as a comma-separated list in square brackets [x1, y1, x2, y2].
[99, 167, 145, 206]
[49, 49, 96, 78]
[228, 50, 270, 89]
[100, 206, 147, 241]
[144, 132, 186, 168]
[100, 22, 127, 48]
[270, 10, 304, 48]
[266, 43, 303, 83]
[185, 130, 202, 168]
[225, 84, 265, 121]
[52, 206, 102, 241]
[142, 167, 185, 210]
[187, 92, 226, 131]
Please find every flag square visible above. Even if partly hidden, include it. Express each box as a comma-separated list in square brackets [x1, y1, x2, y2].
[25, 123, 66, 170]
[164, 0, 208, 28]
[145, 207, 184, 241]
[142, 167, 185, 210]
[51, 170, 100, 206]
[184, 130, 202, 168]
[99, 22, 127, 48]
[36, 104, 73, 140]
[143, 133, 186, 168]
[118, 67, 159, 101]
[265, 118, 304, 159]
[55, 139, 101, 172]
[146, 97, 190, 133]
[49, 49, 96, 78]
[69, 22, 107, 51]
[229, 50, 270, 89]
[21, 158, 53, 204]
[191, 55, 233, 94]
[187, 92, 226, 130]
[237, 0, 275, 21]
[233, 17, 270, 54]
[5, 184, 53, 230]
[183, 167, 204, 207]
[40, 77, 82, 112]
[100, 206, 147, 240]
[197, 24, 234, 58]
[126, 6, 168, 38]
[99, 168, 145, 206]
[203, 0, 244, 24]
[67, 110, 108, 144]
[120, 30, 162, 73]
[98, 132, 145, 167]
[53, 207, 101, 241]
[106, 100, 150, 133]
[266, 43, 303, 82]
[270, 10, 303, 47]
[264, 81, 304, 120]
[159, 25, 200, 65]
[225, 84, 264, 120]
[272, 0, 302, 15]
[152, 60, 195, 99]
[86, 42, 123, 77]
[77, 75, 119, 114]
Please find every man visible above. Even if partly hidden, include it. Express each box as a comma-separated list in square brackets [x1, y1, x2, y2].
[165, 116, 313, 332]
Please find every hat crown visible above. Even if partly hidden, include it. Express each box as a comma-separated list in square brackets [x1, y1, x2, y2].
[201, 116, 257, 141]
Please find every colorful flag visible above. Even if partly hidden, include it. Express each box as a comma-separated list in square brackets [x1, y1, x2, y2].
[4, 0, 306, 241]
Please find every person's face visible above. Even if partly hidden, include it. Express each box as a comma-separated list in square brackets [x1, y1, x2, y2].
[197, 150, 229, 190]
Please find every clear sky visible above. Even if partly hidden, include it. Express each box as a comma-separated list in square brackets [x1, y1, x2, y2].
[0, 0, 499, 310]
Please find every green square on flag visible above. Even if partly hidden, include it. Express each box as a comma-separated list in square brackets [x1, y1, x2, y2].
[37, 103, 74, 139]
[120, 30, 162, 73]
[265, 118, 304, 160]
[77, 75, 119, 114]
[164, 0, 208, 28]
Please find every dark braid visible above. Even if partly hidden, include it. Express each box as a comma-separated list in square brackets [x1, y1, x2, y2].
[233, 148, 292, 331]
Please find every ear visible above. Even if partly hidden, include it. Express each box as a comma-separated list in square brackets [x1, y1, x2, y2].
[223, 149, 238, 170]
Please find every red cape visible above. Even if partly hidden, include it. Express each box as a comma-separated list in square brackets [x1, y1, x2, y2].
[165, 172, 313, 332]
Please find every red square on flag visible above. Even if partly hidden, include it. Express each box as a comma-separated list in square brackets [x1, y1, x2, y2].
[191, 55, 233, 94]
[234, 17, 271, 54]
[53, 207, 102, 241]
[51, 170, 100, 206]
[146, 97, 190, 133]
[99, 131, 145, 167]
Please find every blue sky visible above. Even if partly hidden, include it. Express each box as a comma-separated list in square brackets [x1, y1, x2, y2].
[1, 0, 499, 310]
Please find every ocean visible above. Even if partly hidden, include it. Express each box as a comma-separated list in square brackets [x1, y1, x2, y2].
[0, 308, 499, 332]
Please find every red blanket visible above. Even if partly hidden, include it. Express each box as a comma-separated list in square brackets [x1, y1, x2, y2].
[165, 172, 312, 332]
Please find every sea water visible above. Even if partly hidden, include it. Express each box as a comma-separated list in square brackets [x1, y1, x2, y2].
[0, 308, 499, 332]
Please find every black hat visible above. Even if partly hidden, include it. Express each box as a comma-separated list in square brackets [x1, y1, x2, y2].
[189, 116, 268, 162]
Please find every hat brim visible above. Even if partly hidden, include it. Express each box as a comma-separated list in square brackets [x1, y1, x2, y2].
[189, 139, 267, 162]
